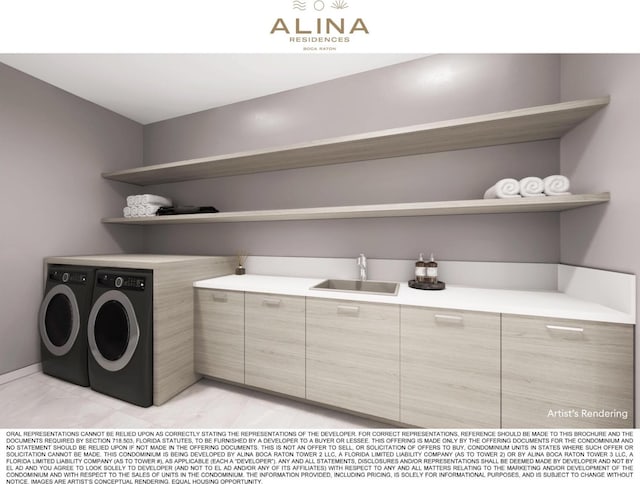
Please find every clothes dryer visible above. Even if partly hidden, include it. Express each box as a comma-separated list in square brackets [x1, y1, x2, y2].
[39, 265, 95, 386]
[88, 268, 153, 407]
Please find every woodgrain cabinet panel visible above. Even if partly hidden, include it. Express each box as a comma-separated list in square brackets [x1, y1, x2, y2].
[502, 314, 634, 428]
[245, 292, 306, 398]
[194, 288, 244, 383]
[401, 306, 501, 428]
[306, 297, 400, 420]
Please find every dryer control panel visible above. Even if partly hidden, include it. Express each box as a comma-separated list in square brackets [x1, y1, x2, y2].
[49, 269, 88, 285]
[97, 273, 147, 291]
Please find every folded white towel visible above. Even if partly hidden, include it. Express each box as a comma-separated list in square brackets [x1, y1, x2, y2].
[127, 194, 172, 213]
[484, 178, 521, 199]
[139, 194, 172, 206]
[519, 177, 545, 197]
[138, 203, 162, 217]
[543, 175, 571, 196]
[123, 206, 132, 218]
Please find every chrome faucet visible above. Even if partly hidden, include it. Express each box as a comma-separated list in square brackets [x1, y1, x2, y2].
[357, 253, 367, 281]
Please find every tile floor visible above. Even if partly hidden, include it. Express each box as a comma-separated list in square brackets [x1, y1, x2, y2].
[0, 372, 391, 429]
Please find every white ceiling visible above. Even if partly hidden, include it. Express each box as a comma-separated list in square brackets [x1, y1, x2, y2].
[0, 54, 427, 124]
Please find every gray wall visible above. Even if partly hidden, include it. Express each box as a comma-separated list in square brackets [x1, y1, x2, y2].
[559, 54, 640, 420]
[0, 63, 144, 375]
[143, 54, 562, 261]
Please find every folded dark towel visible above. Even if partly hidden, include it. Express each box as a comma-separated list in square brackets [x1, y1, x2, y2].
[157, 206, 219, 216]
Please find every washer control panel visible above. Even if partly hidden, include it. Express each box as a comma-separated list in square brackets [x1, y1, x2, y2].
[97, 273, 146, 291]
[49, 269, 88, 285]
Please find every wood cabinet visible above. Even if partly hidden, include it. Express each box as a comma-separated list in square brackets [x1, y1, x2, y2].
[400, 306, 501, 428]
[306, 297, 400, 421]
[502, 314, 634, 428]
[194, 288, 244, 383]
[245, 292, 306, 398]
[192, 283, 633, 428]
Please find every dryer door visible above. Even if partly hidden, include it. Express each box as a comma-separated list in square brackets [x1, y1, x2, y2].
[88, 290, 140, 372]
[39, 285, 80, 356]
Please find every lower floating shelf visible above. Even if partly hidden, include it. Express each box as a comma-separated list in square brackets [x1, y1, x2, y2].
[102, 193, 610, 225]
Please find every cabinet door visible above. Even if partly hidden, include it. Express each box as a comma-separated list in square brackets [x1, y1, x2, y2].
[194, 288, 244, 383]
[502, 314, 634, 428]
[245, 292, 306, 398]
[401, 306, 500, 428]
[306, 297, 399, 421]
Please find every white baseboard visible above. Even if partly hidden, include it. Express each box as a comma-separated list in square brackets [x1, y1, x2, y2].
[0, 363, 41, 386]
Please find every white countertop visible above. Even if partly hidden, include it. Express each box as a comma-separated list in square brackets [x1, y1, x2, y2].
[194, 274, 634, 324]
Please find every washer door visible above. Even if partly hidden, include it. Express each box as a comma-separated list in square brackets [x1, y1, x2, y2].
[39, 285, 80, 356]
[88, 290, 140, 372]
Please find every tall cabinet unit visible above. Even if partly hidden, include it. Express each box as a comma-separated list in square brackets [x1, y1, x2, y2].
[502, 314, 634, 428]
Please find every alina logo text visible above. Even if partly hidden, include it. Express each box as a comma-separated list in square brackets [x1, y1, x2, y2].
[271, 0, 370, 50]
[270, 17, 369, 35]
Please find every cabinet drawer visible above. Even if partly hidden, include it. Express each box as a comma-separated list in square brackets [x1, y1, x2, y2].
[194, 288, 244, 383]
[245, 292, 306, 398]
[306, 297, 400, 420]
[502, 314, 634, 428]
[401, 306, 501, 428]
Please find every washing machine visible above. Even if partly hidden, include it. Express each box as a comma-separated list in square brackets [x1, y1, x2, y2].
[87, 268, 153, 407]
[39, 265, 95, 386]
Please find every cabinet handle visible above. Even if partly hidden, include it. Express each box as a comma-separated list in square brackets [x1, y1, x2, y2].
[434, 314, 464, 324]
[263, 297, 281, 307]
[546, 324, 584, 333]
[337, 305, 360, 316]
[211, 292, 228, 302]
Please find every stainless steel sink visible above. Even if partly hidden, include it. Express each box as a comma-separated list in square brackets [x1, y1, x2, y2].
[311, 279, 399, 296]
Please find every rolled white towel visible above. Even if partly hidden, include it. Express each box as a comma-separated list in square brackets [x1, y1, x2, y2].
[129, 205, 139, 217]
[126, 195, 137, 207]
[138, 203, 163, 217]
[519, 177, 545, 197]
[139, 194, 172, 206]
[484, 178, 521, 199]
[543, 175, 571, 196]
[123, 206, 132, 218]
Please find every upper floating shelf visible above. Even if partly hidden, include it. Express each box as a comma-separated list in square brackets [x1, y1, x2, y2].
[101, 193, 610, 225]
[103, 97, 610, 186]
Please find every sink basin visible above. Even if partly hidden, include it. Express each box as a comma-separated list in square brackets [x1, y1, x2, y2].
[311, 279, 399, 296]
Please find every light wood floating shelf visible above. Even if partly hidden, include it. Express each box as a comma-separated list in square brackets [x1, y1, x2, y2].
[103, 97, 609, 186]
[102, 193, 610, 225]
